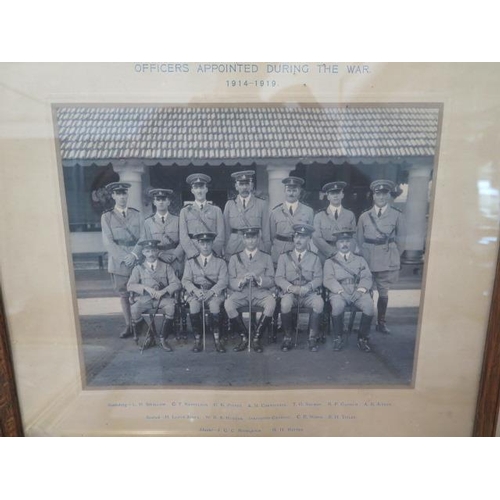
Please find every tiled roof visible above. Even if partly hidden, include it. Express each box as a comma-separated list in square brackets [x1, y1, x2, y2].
[56, 105, 440, 161]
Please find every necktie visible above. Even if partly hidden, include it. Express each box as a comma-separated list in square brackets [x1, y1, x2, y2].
[249, 253, 253, 261]
[161, 216, 165, 223]
[151, 264, 155, 271]
[344, 254, 348, 262]
[204, 258, 208, 267]
[289, 206, 293, 216]
[298, 253, 302, 262]
[243, 198, 246, 209]
[122, 211, 126, 218]
[200, 204, 204, 211]
[378, 208, 382, 218]
[334, 209, 338, 220]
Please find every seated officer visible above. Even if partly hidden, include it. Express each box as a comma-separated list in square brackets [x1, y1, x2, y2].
[127, 240, 181, 351]
[323, 231, 375, 353]
[313, 181, 357, 263]
[275, 223, 324, 352]
[224, 227, 276, 353]
[141, 188, 184, 277]
[182, 232, 228, 353]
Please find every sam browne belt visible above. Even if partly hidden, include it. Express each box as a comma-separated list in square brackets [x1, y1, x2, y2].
[364, 237, 395, 245]
[275, 234, 294, 242]
[113, 239, 138, 246]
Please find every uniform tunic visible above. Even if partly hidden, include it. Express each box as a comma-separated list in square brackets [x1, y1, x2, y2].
[269, 202, 314, 265]
[223, 195, 271, 258]
[127, 260, 181, 320]
[323, 253, 374, 316]
[224, 250, 276, 317]
[275, 250, 324, 313]
[141, 212, 184, 275]
[101, 207, 143, 296]
[179, 203, 225, 259]
[356, 205, 405, 296]
[313, 206, 357, 262]
[182, 254, 228, 313]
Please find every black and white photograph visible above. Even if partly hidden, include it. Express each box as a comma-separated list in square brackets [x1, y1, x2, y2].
[56, 103, 442, 388]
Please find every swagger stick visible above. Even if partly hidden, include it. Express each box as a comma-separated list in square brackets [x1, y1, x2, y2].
[248, 277, 252, 353]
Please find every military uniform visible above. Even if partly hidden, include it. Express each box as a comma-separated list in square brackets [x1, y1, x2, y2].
[182, 232, 228, 352]
[313, 182, 357, 263]
[270, 202, 314, 264]
[224, 228, 276, 352]
[224, 194, 271, 257]
[356, 179, 405, 334]
[127, 240, 181, 350]
[142, 212, 184, 275]
[101, 182, 143, 338]
[179, 173, 225, 259]
[275, 223, 324, 351]
[323, 231, 375, 352]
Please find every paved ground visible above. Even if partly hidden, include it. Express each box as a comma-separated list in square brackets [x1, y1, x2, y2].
[81, 308, 418, 388]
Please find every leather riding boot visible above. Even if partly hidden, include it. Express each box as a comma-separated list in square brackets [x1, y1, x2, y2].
[132, 318, 147, 343]
[332, 315, 344, 351]
[190, 312, 204, 352]
[119, 297, 133, 338]
[268, 308, 279, 343]
[159, 318, 174, 352]
[231, 316, 249, 352]
[253, 315, 271, 353]
[357, 314, 373, 352]
[376, 296, 391, 334]
[280, 312, 294, 352]
[308, 312, 322, 352]
[211, 313, 226, 353]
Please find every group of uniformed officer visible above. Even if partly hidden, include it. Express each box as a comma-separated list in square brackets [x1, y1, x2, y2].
[101, 170, 405, 354]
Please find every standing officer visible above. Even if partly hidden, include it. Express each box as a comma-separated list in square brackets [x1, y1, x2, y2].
[179, 173, 225, 260]
[323, 231, 375, 352]
[269, 176, 314, 266]
[127, 240, 181, 351]
[141, 188, 184, 277]
[275, 223, 324, 352]
[313, 181, 357, 263]
[357, 180, 406, 334]
[182, 232, 228, 353]
[223, 170, 271, 260]
[224, 227, 276, 353]
[101, 182, 143, 339]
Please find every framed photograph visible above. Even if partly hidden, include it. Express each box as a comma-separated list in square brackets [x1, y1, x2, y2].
[1, 62, 499, 436]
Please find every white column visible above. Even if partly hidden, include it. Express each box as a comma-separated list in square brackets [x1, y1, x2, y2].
[113, 161, 145, 213]
[266, 163, 295, 213]
[402, 160, 433, 263]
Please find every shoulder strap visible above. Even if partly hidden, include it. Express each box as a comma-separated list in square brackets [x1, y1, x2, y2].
[368, 211, 394, 239]
[188, 205, 212, 232]
[192, 257, 217, 286]
[233, 198, 252, 228]
[286, 251, 302, 275]
[331, 256, 360, 281]
[110, 209, 139, 241]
